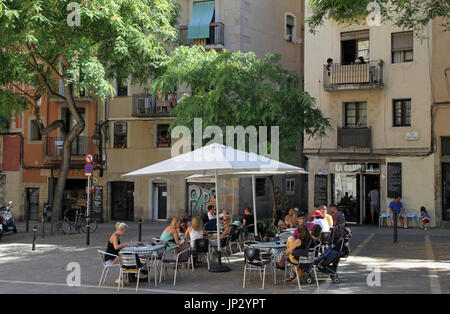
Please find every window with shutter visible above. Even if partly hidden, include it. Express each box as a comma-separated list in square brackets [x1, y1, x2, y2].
[392, 31, 413, 63]
[285, 14, 295, 43]
[114, 122, 127, 148]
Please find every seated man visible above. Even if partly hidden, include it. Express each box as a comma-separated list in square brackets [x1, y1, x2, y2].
[310, 210, 330, 233]
[328, 204, 345, 227]
[389, 195, 408, 229]
[242, 207, 254, 233]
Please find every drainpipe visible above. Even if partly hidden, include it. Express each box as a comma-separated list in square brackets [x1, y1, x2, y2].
[0, 131, 53, 170]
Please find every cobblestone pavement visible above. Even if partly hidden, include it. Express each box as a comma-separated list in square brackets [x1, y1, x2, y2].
[0, 222, 448, 294]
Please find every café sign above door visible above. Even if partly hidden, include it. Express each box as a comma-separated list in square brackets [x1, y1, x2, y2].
[330, 162, 380, 174]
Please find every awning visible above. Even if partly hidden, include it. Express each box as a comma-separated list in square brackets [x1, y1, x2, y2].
[187, 1, 215, 40]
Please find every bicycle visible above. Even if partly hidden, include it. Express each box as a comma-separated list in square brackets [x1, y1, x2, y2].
[55, 209, 98, 235]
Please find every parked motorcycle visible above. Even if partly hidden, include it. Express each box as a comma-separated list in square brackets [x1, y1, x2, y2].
[0, 201, 17, 238]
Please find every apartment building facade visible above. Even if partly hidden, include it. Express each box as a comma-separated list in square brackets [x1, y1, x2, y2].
[303, 2, 450, 227]
[95, 0, 306, 222]
[0, 84, 98, 221]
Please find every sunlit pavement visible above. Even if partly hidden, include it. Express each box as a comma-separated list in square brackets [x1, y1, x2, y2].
[0, 222, 448, 294]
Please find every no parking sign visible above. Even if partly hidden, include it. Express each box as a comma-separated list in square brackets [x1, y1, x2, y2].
[85, 154, 94, 164]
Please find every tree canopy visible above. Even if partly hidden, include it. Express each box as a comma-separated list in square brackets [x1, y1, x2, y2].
[0, 0, 180, 228]
[0, 0, 180, 111]
[154, 46, 330, 163]
[306, 0, 450, 37]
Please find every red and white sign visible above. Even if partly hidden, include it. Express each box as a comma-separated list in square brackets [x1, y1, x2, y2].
[85, 154, 94, 164]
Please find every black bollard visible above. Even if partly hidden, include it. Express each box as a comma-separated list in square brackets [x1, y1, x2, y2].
[41, 216, 45, 238]
[393, 211, 398, 243]
[32, 226, 37, 251]
[138, 218, 142, 242]
[86, 218, 90, 246]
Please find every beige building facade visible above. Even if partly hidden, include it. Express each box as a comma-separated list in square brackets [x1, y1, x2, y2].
[303, 1, 450, 227]
[95, 0, 305, 222]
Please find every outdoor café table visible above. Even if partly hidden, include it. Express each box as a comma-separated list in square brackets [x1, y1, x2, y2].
[121, 243, 166, 287]
[248, 241, 287, 285]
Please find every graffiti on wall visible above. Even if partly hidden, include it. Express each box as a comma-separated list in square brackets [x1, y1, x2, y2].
[188, 183, 215, 217]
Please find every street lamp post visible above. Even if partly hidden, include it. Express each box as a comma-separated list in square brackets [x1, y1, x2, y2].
[92, 121, 108, 177]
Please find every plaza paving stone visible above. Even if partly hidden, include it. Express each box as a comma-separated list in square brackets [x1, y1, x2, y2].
[0, 222, 448, 294]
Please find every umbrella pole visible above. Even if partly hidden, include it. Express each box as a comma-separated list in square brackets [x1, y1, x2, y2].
[252, 174, 258, 240]
[209, 169, 231, 272]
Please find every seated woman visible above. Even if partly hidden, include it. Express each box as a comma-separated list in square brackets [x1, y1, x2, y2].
[284, 208, 298, 228]
[105, 222, 132, 265]
[310, 224, 322, 246]
[105, 222, 132, 283]
[219, 209, 229, 219]
[160, 218, 181, 248]
[211, 217, 232, 241]
[278, 225, 313, 281]
[185, 216, 206, 262]
[178, 217, 188, 234]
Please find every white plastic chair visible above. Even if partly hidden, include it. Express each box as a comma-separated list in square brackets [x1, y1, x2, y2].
[97, 250, 120, 288]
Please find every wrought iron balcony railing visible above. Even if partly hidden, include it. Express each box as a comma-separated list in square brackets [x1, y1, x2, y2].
[337, 127, 372, 149]
[179, 22, 225, 48]
[323, 60, 384, 91]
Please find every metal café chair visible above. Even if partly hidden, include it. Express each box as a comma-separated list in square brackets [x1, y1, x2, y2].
[117, 251, 151, 292]
[284, 244, 320, 291]
[243, 247, 272, 289]
[228, 226, 242, 254]
[320, 232, 332, 254]
[97, 250, 120, 288]
[159, 243, 191, 286]
[191, 238, 211, 271]
[210, 235, 231, 263]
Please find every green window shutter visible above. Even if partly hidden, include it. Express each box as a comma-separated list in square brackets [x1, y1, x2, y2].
[187, 1, 215, 40]
[286, 15, 295, 27]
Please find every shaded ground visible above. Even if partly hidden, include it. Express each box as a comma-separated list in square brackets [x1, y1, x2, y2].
[0, 222, 448, 294]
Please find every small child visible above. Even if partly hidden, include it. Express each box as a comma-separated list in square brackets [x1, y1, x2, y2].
[419, 206, 430, 230]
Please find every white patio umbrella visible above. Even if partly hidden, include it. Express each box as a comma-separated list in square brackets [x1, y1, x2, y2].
[186, 169, 307, 238]
[122, 143, 306, 271]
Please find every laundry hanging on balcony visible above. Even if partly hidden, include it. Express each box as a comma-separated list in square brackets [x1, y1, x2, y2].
[187, 1, 215, 40]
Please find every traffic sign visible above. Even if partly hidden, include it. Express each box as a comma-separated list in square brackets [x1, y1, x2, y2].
[85, 163, 94, 173]
[85, 154, 94, 164]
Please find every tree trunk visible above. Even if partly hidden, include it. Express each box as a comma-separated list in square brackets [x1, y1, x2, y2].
[50, 85, 85, 234]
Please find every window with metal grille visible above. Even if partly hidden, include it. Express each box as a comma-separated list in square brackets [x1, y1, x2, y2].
[114, 122, 127, 148]
[286, 15, 295, 43]
[392, 31, 413, 63]
[393, 99, 411, 127]
[157, 124, 171, 147]
[442, 137, 450, 156]
[286, 178, 295, 195]
[344, 102, 367, 127]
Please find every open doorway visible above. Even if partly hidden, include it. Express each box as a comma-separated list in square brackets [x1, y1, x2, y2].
[152, 183, 167, 220]
[364, 175, 380, 225]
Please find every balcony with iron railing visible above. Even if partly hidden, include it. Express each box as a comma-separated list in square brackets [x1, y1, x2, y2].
[131, 94, 177, 117]
[337, 127, 372, 149]
[178, 22, 225, 49]
[43, 136, 95, 159]
[323, 60, 384, 91]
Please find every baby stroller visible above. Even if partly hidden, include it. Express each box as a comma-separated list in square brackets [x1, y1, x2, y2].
[313, 227, 352, 284]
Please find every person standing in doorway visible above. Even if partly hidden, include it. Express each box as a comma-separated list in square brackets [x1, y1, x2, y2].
[368, 186, 380, 224]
